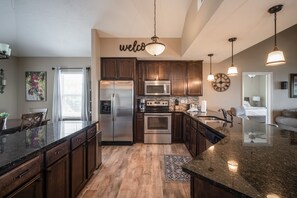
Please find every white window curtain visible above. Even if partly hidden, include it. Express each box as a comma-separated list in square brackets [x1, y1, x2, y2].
[81, 67, 90, 121]
[52, 67, 62, 123]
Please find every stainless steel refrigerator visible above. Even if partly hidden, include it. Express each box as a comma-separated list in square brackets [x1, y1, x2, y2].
[99, 81, 133, 144]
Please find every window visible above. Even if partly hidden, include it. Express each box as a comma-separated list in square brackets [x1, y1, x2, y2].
[60, 69, 83, 120]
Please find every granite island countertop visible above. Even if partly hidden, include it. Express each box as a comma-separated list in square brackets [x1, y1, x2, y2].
[182, 111, 297, 198]
[0, 121, 98, 175]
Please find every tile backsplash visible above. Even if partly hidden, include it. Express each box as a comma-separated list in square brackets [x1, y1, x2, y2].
[137, 96, 199, 111]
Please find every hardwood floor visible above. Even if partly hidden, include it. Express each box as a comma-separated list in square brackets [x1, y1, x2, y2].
[78, 143, 191, 198]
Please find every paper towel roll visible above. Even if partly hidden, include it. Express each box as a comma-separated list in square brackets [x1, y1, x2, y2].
[201, 100, 207, 112]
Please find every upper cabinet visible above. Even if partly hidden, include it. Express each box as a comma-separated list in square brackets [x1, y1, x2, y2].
[187, 61, 203, 96]
[171, 62, 187, 96]
[101, 58, 136, 80]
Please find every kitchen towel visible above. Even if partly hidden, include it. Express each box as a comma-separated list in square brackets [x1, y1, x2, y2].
[201, 100, 207, 112]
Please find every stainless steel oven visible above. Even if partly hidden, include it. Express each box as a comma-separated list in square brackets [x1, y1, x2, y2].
[144, 113, 172, 143]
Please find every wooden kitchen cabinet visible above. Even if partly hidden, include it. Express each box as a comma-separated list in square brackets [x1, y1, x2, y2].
[183, 114, 191, 150]
[86, 126, 97, 179]
[171, 62, 187, 96]
[45, 141, 69, 198]
[0, 155, 43, 198]
[191, 176, 237, 198]
[143, 61, 170, 80]
[101, 58, 136, 80]
[172, 112, 183, 143]
[135, 113, 144, 143]
[190, 119, 198, 157]
[187, 61, 203, 96]
[70, 132, 87, 198]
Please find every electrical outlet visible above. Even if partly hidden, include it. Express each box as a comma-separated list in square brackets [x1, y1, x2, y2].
[180, 99, 185, 104]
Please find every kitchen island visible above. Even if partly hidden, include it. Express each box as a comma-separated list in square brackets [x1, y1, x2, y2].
[0, 121, 100, 198]
[182, 111, 297, 198]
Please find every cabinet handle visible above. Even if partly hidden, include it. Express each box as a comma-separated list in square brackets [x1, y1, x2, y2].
[15, 169, 30, 179]
[55, 148, 64, 155]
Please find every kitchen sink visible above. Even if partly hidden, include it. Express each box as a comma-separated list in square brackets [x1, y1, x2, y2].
[196, 116, 231, 123]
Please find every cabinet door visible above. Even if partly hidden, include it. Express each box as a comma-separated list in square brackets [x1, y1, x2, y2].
[158, 62, 170, 80]
[183, 115, 190, 149]
[101, 59, 117, 79]
[172, 113, 183, 143]
[187, 61, 203, 96]
[145, 62, 159, 80]
[137, 62, 145, 96]
[135, 113, 144, 143]
[116, 58, 135, 80]
[190, 126, 197, 157]
[7, 174, 43, 198]
[71, 144, 86, 198]
[87, 136, 97, 179]
[171, 62, 187, 96]
[46, 155, 69, 198]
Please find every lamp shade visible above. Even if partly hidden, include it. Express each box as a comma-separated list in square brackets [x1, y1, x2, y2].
[145, 41, 165, 56]
[266, 49, 286, 66]
[207, 74, 214, 81]
[252, 96, 260, 101]
[227, 66, 238, 76]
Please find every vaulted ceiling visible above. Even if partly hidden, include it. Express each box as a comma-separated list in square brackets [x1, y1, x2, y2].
[1, 0, 297, 63]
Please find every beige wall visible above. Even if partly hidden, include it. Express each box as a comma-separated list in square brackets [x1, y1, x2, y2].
[0, 57, 18, 118]
[16, 57, 91, 120]
[203, 24, 297, 118]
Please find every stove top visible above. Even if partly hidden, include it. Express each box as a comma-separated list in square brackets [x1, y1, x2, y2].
[145, 100, 169, 112]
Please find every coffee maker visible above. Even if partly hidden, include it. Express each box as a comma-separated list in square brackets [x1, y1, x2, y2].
[138, 99, 145, 112]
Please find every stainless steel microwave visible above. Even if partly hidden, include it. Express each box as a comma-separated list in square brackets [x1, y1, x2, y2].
[144, 81, 170, 96]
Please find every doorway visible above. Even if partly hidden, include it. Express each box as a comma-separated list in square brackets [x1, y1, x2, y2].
[242, 72, 273, 124]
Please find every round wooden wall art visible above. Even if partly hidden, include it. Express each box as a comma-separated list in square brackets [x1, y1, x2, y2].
[211, 73, 231, 92]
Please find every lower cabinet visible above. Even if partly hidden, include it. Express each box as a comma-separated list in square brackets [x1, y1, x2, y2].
[191, 176, 237, 198]
[190, 126, 197, 157]
[0, 155, 42, 198]
[183, 114, 191, 150]
[71, 132, 87, 198]
[135, 113, 144, 143]
[172, 112, 183, 143]
[87, 133, 97, 179]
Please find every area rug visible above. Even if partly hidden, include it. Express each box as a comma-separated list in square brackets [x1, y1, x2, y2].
[164, 155, 192, 182]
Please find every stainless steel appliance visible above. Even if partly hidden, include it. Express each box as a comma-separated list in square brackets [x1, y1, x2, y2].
[99, 80, 133, 144]
[144, 80, 170, 96]
[144, 100, 171, 144]
[138, 98, 145, 112]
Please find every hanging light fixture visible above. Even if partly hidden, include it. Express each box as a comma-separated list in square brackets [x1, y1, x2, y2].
[227, 37, 238, 76]
[266, 4, 285, 66]
[145, 0, 165, 56]
[207, 54, 214, 81]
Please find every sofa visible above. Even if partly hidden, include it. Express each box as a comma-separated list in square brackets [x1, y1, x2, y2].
[275, 109, 297, 132]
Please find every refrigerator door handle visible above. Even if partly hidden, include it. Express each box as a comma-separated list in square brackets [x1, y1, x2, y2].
[112, 93, 116, 121]
[111, 93, 114, 121]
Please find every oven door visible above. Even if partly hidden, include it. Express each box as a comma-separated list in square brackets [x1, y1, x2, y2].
[144, 113, 172, 143]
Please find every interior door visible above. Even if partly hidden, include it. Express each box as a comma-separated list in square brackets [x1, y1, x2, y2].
[113, 81, 133, 142]
[99, 81, 114, 141]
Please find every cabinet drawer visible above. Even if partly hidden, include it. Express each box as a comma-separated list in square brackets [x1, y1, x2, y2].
[0, 155, 41, 197]
[87, 125, 96, 140]
[136, 113, 144, 119]
[46, 141, 69, 167]
[71, 132, 86, 150]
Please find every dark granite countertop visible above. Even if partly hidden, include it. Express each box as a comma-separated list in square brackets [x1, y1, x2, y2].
[182, 111, 297, 198]
[0, 121, 97, 175]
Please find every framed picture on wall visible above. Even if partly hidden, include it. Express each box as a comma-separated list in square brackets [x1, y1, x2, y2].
[25, 71, 47, 101]
[290, 73, 297, 98]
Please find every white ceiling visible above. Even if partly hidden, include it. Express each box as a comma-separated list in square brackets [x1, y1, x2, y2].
[1, 0, 297, 63]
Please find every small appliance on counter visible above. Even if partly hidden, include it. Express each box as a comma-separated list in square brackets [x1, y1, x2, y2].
[187, 103, 199, 112]
[138, 98, 146, 112]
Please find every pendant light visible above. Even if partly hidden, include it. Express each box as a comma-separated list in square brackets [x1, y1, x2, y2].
[266, 4, 285, 66]
[207, 54, 214, 81]
[145, 0, 165, 56]
[227, 37, 238, 76]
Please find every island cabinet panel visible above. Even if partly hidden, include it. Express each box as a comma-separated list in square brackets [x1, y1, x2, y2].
[135, 112, 144, 143]
[190, 119, 198, 157]
[0, 155, 42, 198]
[101, 58, 136, 80]
[86, 126, 97, 179]
[187, 61, 203, 96]
[172, 112, 183, 143]
[183, 114, 191, 150]
[70, 132, 87, 198]
[191, 176, 237, 198]
[197, 124, 207, 155]
[171, 62, 187, 96]
[45, 140, 69, 198]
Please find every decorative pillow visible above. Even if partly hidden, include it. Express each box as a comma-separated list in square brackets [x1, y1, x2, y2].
[243, 101, 251, 107]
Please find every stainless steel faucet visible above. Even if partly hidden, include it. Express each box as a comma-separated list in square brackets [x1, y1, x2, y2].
[218, 108, 228, 120]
